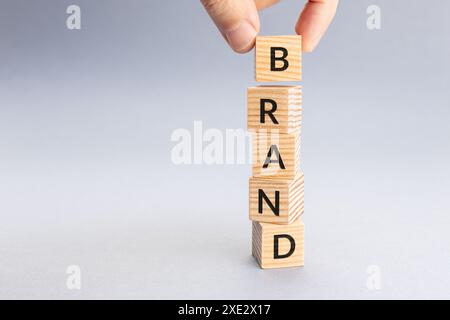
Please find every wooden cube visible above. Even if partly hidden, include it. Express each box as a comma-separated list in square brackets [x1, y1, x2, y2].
[249, 173, 304, 224]
[252, 131, 300, 179]
[247, 86, 302, 134]
[252, 219, 304, 269]
[255, 35, 302, 82]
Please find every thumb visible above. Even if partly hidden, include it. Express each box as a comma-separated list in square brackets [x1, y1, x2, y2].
[201, 0, 260, 53]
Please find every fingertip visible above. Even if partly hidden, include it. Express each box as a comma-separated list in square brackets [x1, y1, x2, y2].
[295, 0, 339, 53]
[301, 40, 316, 52]
[231, 40, 256, 54]
[295, 27, 318, 52]
[225, 20, 258, 53]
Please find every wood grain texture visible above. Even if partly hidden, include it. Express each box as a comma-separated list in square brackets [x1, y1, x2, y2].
[252, 219, 304, 269]
[255, 36, 302, 82]
[249, 173, 304, 224]
[247, 86, 302, 134]
[252, 130, 300, 179]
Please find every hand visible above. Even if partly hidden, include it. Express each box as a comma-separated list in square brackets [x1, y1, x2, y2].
[201, 0, 338, 53]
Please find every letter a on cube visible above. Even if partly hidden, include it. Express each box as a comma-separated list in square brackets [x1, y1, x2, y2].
[255, 36, 302, 82]
[252, 131, 300, 179]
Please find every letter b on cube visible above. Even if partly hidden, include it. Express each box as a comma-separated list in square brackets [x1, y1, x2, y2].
[255, 36, 302, 82]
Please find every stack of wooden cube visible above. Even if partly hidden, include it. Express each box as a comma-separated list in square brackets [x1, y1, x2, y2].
[248, 36, 304, 269]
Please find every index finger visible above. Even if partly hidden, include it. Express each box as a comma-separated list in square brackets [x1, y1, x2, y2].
[295, 0, 338, 52]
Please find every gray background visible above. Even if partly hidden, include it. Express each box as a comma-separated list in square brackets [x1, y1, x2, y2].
[0, 0, 449, 299]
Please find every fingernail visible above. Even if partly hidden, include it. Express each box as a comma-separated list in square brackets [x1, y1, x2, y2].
[225, 20, 257, 53]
